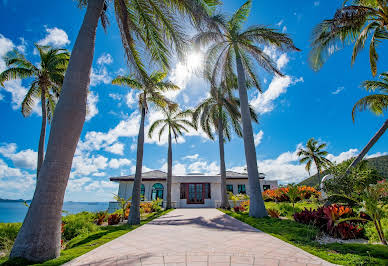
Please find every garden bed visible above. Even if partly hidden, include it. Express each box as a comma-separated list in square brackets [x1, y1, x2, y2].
[221, 210, 388, 265]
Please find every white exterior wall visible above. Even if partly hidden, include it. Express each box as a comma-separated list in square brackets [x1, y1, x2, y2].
[108, 175, 278, 211]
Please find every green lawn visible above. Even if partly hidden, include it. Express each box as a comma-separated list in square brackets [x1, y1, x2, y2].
[221, 210, 388, 265]
[0, 209, 172, 266]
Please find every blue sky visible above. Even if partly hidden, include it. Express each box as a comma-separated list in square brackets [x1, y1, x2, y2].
[0, 0, 386, 201]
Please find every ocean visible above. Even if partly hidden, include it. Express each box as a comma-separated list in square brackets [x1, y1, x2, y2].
[0, 202, 109, 223]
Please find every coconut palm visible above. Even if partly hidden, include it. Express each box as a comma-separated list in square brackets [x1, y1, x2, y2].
[192, 80, 258, 209]
[0, 45, 69, 178]
[297, 138, 332, 187]
[10, 0, 218, 261]
[192, 0, 299, 217]
[112, 71, 179, 224]
[348, 72, 388, 168]
[148, 107, 194, 209]
[310, 0, 388, 76]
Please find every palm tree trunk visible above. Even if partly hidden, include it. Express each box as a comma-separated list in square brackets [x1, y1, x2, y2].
[347, 119, 388, 171]
[37, 86, 47, 179]
[166, 130, 172, 209]
[10, 0, 105, 261]
[218, 115, 230, 209]
[128, 106, 146, 225]
[234, 46, 267, 218]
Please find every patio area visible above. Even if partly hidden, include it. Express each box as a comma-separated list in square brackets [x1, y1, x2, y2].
[64, 209, 335, 266]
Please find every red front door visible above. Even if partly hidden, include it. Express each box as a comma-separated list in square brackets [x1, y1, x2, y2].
[187, 183, 204, 204]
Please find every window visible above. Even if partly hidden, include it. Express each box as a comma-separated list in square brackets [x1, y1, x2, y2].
[140, 184, 145, 201]
[226, 185, 233, 193]
[263, 185, 271, 191]
[204, 183, 211, 199]
[238, 184, 246, 194]
[180, 183, 186, 199]
[151, 183, 164, 200]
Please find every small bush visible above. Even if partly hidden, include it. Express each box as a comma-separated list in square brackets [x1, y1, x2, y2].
[0, 223, 21, 256]
[267, 208, 280, 218]
[108, 213, 121, 225]
[151, 199, 163, 212]
[62, 212, 99, 241]
[95, 211, 107, 225]
[233, 205, 245, 212]
[140, 202, 153, 213]
[278, 203, 302, 217]
[365, 217, 388, 243]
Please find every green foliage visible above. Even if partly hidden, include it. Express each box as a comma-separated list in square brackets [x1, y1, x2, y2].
[0, 223, 21, 257]
[62, 212, 99, 241]
[365, 217, 388, 243]
[277, 203, 302, 217]
[285, 184, 299, 209]
[324, 159, 382, 201]
[222, 210, 388, 265]
[151, 198, 163, 212]
[113, 194, 131, 222]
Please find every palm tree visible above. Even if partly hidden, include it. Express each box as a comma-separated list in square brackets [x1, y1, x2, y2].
[148, 107, 194, 209]
[9, 0, 218, 261]
[0, 45, 69, 178]
[192, 0, 299, 217]
[310, 0, 388, 76]
[348, 72, 388, 168]
[112, 71, 179, 224]
[297, 138, 332, 187]
[192, 80, 258, 209]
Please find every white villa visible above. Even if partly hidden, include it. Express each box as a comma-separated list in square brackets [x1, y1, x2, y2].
[108, 170, 278, 212]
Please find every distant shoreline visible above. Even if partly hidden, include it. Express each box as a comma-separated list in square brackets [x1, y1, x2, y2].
[0, 199, 108, 203]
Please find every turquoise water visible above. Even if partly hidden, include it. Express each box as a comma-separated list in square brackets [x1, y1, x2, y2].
[0, 202, 109, 223]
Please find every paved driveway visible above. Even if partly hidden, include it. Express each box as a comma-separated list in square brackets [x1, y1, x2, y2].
[65, 209, 334, 266]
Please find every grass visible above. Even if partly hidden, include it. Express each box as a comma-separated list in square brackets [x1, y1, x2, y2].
[221, 210, 388, 265]
[0, 209, 172, 266]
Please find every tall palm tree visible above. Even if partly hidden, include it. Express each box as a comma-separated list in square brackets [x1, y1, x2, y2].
[9, 0, 218, 261]
[348, 72, 388, 168]
[297, 138, 332, 187]
[148, 107, 193, 209]
[112, 71, 179, 224]
[192, 0, 299, 217]
[192, 80, 258, 209]
[310, 0, 388, 76]
[0, 45, 69, 178]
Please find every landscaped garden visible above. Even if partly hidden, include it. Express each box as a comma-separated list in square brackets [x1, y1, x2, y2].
[222, 164, 388, 265]
[0, 201, 169, 265]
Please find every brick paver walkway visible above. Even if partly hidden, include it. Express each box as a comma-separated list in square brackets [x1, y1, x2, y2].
[65, 209, 335, 266]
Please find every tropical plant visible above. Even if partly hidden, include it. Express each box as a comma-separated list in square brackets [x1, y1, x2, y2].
[348, 72, 388, 169]
[95, 211, 107, 225]
[285, 184, 299, 211]
[148, 107, 194, 209]
[0, 45, 69, 178]
[107, 213, 122, 225]
[113, 194, 131, 222]
[151, 198, 163, 212]
[112, 71, 179, 225]
[193, 80, 258, 209]
[297, 138, 332, 187]
[310, 0, 388, 76]
[267, 208, 280, 218]
[9, 0, 219, 261]
[192, 0, 299, 217]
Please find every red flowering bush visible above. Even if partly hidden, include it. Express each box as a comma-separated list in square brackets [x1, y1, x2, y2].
[108, 213, 121, 225]
[262, 186, 320, 202]
[233, 205, 246, 212]
[293, 204, 365, 239]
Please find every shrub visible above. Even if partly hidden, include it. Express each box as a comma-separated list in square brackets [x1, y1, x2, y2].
[240, 200, 249, 211]
[151, 198, 163, 212]
[0, 223, 21, 256]
[62, 212, 99, 241]
[263, 186, 320, 202]
[365, 217, 388, 243]
[233, 205, 245, 212]
[334, 222, 364, 240]
[140, 202, 153, 213]
[278, 203, 302, 217]
[95, 211, 107, 225]
[108, 213, 122, 225]
[267, 208, 280, 218]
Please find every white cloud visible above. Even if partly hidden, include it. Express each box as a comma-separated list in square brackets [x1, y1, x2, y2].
[67, 177, 92, 192]
[276, 53, 289, 70]
[84, 180, 117, 192]
[254, 130, 264, 146]
[282, 26, 287, 33]
[366, 152, 388, 159]
[250, 75, 303, 114]
[130, 143, 137, 152]
[276, 20, 284, 27]
[183, 154, 199, 160]
[0, 158, 23, 178]
[130, 165, 152, 174]
[90, 66, 111, 87]
[108, 158, 131, 169]
[71, 154, 108, 177]
[332, 86, 344, 95]
[97, 53, 113, 65]
[109, 93, 122, 101]
[37, 27, 70, 47]
[187, 160, 219, 175]
[86, 91, 99, 121]
[16, 37, 27, 53]
[126, 90, 136, 107]
[104, 142, 125, 155]
[326, 149, 358, 164]
[0, 143, 37, 170]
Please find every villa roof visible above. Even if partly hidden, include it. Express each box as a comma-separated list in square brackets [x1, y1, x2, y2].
[109, 170, 249, 182]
